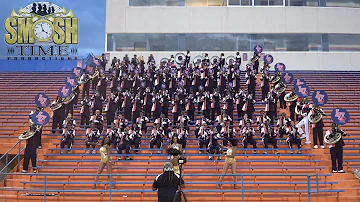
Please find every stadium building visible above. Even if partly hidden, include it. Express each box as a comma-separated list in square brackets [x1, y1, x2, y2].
[106, 0, 360, 70]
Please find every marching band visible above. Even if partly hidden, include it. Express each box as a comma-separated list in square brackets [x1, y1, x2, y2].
[20, 49, 350, 178]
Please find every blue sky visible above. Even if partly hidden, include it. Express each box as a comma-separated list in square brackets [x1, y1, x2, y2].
[1, 0, 106, 57]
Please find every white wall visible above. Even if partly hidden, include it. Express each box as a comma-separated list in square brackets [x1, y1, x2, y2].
[106, 0, 360, 34]
[106, 51, 360, 71]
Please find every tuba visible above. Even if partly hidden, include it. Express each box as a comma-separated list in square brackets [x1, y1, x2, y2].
[91, 70, 99, 79]
[308, 107, 323, 124]
[250, 54, 260, 64]
[260, 64, 270, 74]
[284, 92, 298, 102]
[324, 130, 342, 145]
[160, 58, 169, 66]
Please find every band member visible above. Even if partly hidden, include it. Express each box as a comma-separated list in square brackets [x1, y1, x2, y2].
[152, 92, 162, 120]
[178, 110, 190, 132]
[114, 113, 128, 132]
[155, 114, 171, 138]
[251, 52, 260, 74]
[208, 128, 221, 160]
[85, 123, 101, 154]
[136, 111, 149, 134]
[264, 91, 276, 125]
[287, 88, 297, 121]
[256, 110, 271, 131]
[198, 125, 210, 154]
[296, 99, 312, 144]
[122, 91, 132, 121]
[172, 95, 182, 124]
[260, 67, 270, 102]
[132, 93, 142, 123]
[143, 88, 153, 118]
[186, 93, 195, 121]
[278, 82, 286, 109]
[215, 110, 232, 134]
[242, 121, 257, 154]
[105, 93, 118, 126]
[60, 122, 75, 154]
[93, 136, 115, 189]
[277, 112, 290, 139]
[150, 124, 164, 154]
[326, 123, 346, 173]
[245, 66, 256, 100]
[64, 96, 74, 116]
[239, 113, 253, 130]
[117, 128, 132, 160]
[51, 97, 65, 133]
[73, 85, 80, 106]
[286, 121, 302, 154]
[235, 52, 241, 66]
[185, 50, 191, 68]
[63, 113, 76, 129]
[219, 53, 225, 68]
[288, 88, 297, 121]
[223, 91, 235, 122]
[312, 105, 325, 149]
[218, 138, 238, 189]
[221, 122, 236, 146]
[91, 91, 103, 115]
[261, 122, 280, 154]
[106, 122, 120, 150]
[129, 124, 142, 154]
[211, 89, 222, 121]
[90, 110, 104, 133]
[235, 89, 246, 120]
[21, 122, 41, 173]
[81, 72, 91, 98]
[177, 124, 188, 154]
[243, 94, 256, 120]
[80, 95, 91, 128]
[92, 72, 99, 91]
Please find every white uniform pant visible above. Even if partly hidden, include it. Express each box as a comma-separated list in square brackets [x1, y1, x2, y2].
[296, 116, 310, 142]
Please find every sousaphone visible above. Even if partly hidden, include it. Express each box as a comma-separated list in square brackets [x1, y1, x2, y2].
[193, 55, 204, 66]
[270, 72, 281, 84]
[50, 101, 63, 111]
[324, 131, 342, 145]
[308, 106, 324, 124]
[160, 58, 169, 66]
[226, 56, 236, 65]
[18, 124, 42, 140]
[211, 56, 220, 65]
[175, 53, 186, 64]
[284, 92, 298, 102]
[275, 82, 286, 94]
[63, 91, 76, 104]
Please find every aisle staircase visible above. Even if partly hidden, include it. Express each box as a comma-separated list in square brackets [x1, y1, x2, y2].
[0, 71, 359, 202]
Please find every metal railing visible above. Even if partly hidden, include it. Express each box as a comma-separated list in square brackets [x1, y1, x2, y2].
[0, 140, 26, 186]
[0, 173, 342, 202]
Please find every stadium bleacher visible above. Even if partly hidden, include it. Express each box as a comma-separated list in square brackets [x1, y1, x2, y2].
[0, 71, 359, 202]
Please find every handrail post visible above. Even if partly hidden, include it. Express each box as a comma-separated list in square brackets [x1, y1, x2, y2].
[17, 141, 20, 172]
[109, 174, 112, 202]
[4, 154, 8, 187]
[241, 175, 244, 202]
[316, 174, 319, 193]
[44, 175, 47, 202]
[307, 175, 311, 202]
